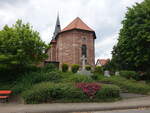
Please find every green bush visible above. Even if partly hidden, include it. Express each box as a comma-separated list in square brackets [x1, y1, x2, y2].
[0, 82, 13, 90]
[138, 71, 150, 81]
[96, 84, 120, 99]
[91, 74, 104, 80]
[85, 65, 91, 71]
[119, 70, 139, 80]
[22, 82, 86, 104]
[12, 70, 63, 94]
[99, 76, 150, 94]
[0, 64, 40, 82]
[71, 64, 80, 73]
[62, 64, 69, 72]
[94, 66, 103, 74]
[63, 74, 94, 83]
[41, 64, 57, 72]
[22, 82, 120, 104]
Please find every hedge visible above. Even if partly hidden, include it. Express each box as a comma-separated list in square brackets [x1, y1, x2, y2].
[96, 84, 120, 99]
[94, 66, 103, 74]
[22, 82, 120, 104]
[71, 64, 80, 73]
[119, 70, 139, 80]
[62, 64, 69, 72]
[99, 76, 150, 94]
[85, 65, 91, 71]
[12, 71, 63, 94]
[62, 74, 94, 83]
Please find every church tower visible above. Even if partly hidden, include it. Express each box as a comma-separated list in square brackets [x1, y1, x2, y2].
[52, 15, 61, 39]
[46, 15, 61, 62]
[46, 17, 96, 68]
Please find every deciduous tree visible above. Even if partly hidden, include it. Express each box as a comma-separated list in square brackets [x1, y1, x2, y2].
[112, 0, 150, 73]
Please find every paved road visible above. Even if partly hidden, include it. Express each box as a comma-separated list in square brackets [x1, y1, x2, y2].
[1, 96, 150, 113]
[72, 109, 150, 113]
[93, 109, 150, 113]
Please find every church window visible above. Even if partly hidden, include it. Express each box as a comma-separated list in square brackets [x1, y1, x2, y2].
[81, 44, 87, 57]
[82, 37, 86, 40]
[82, 37, 86, 43]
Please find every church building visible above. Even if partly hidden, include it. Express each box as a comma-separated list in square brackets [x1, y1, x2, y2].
[46, 16, 96, 68]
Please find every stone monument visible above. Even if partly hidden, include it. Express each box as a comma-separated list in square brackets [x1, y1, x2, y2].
[77, 55, 92, 76]
[104, 70, 110, 77]
[115, 71, 120, 76]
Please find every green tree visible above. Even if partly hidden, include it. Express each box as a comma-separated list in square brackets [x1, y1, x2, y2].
[0, 20, 48, 81]
[112, 0, 150, 72]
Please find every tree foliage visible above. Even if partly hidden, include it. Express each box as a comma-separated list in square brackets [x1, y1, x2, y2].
[0, 20, 47, 67]
[112, 0, 150, 72]
[0, 20, 47, 81]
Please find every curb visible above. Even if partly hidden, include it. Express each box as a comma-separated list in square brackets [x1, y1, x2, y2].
[18, 105, 150, 113]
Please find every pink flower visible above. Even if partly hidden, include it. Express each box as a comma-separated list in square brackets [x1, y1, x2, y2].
[75, 83, 101, 98]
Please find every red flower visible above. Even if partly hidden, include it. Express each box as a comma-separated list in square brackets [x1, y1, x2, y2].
[75, 83, 101, 98]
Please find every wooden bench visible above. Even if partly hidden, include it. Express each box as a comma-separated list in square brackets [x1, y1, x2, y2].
[0, 90, 12, 103]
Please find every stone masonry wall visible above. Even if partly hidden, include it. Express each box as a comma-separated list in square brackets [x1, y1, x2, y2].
[56, 30, 95, 67]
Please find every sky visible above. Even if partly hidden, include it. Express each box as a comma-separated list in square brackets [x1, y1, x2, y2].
[0, 0, 144, 61]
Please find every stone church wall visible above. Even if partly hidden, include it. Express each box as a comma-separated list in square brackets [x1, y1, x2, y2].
[56, 30, 95, 67]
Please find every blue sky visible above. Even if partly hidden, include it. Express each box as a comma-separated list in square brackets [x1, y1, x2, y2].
[0, 0, 144, 60]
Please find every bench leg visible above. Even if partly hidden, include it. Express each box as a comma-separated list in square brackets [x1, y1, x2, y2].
[0, 99, 4, 103]
[0, 98, 8, 103]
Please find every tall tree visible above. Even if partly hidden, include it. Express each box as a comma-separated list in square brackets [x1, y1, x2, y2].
[0, 20, 48, 81]
[112, 0, 150, 72]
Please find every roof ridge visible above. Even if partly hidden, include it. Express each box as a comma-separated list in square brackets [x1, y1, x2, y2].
[61, 17, 94, 32]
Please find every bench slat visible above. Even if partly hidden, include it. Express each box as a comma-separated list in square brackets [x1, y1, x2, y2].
[0, 90, 12, 94]
[0, 96, 9, 99]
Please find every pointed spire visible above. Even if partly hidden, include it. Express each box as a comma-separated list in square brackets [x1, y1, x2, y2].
[53, 13, 61, 39]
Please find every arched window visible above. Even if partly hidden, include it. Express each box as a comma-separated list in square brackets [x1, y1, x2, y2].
[81, 44, 87, 57]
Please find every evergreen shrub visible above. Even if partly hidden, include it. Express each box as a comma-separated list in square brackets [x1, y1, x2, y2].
[62, 64, 69, 72]
[41, 64, 57, 72]
[71, 64, 80, 73]
[85, 65, 91, 71]
[94, 66, 103, 74]
[119, 70, 139, 80]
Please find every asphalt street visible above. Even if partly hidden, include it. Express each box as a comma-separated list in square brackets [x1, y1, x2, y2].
[78, 109, 150, 113]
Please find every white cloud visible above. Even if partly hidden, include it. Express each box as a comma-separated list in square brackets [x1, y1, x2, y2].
[41, 28, 51, 44]
[0, 0, 144, 60]
[95, 33, 118, 60]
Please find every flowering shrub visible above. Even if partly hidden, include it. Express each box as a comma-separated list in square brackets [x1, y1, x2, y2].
[22, 82, 120, 103]
[76, 83, 101, 98]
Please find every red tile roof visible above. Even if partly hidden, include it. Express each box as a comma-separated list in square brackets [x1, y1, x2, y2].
[61, 17, 94, 32]
[96, 59, 110, 66]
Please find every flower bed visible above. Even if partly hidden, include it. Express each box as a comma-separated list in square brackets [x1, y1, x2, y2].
[76, 83, 101, 98]
[22, 82, 120, 104]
